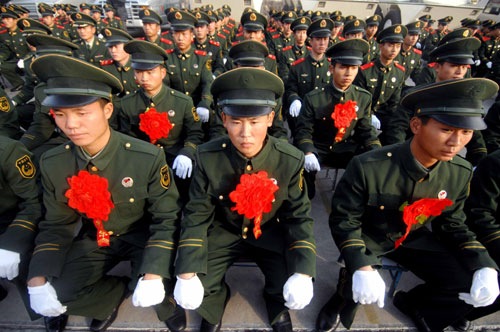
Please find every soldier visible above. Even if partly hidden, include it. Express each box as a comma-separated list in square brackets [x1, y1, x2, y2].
[353, 24, 407, 146]
[277, 16, 311, 81]
[328, 14, 345, 46]
[71, 13, 110, 65]
[173, 67, 315, 332]
[423, 16, 452, 60]
[39, 5, 71, 41]
[294, 39, 381, 199]
[316, 78, 500, 332]
[417, 14, 431, 49]
[343, 19, 365, 40]
[119, 40, 203, 202]
[138, 9, 173, 50]
[271, 11, 296, 53]
[103, 4, 125, 30]
[206, 9, 228, 57]
[0, 87, 20, 138]
[79, 3, 91, 16]
[193, 11, 225, 77]
[364, 15, 381, 63]
[0, 6, 29, 91]
[395, 21, 423, 84]
[26, 54, 185, 332]
[477, 22, 500, 77]
[90, 5, 107, 35]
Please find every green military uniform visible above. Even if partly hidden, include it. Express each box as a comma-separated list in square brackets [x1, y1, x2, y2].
[103, 4, 125, 30]
[193, 11, 225, 77]
[175, 68, 316, 328]
[483, 101, 500, 153]
[364, 15, 381, 63]
[71, 13, 110, 65]
[317, 78, 500, 332]
[417, 15, 431, 47]
[38, 5, 71, 41]
[423, 16, 452, 60]
[395, 21, 423, 83]
[277, 16, 311, 81]
[328, 14, 345, 48]
[270, 11, 296, 53]
[477, 28, 500, 76]
[138, 9, 174, 51]
[0, 87, 20, 138]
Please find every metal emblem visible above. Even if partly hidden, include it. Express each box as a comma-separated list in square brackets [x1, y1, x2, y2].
[391, 77, 396, 82]
[250, 13, 257, 21]
[463, 30, 469, 37]
[104, 29, 112, 37]
[320, 20, 326, 28]
[168, 110, 175, 117]
[23, 19, 30, 27]
[193, 63, 198, 68]
[438, 190, 447, 199]
[175, 12, 182, 20]
[354, 20, 360, 27]
[122, 177, 134, 187]
[395, 25, 402, 34]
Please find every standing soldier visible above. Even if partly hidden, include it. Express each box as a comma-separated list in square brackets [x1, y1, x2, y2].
[39, 4, 71, 41]
[294, 39, 381, 199]
[103, 4, 125, 30]
[277, 16, 311, 81]
[477, 22, 500, 77]
[417, 14, 431, 49]
[343, 19, 365, 40]
[79, 3, 92, 15]
[138, 9, 173, 50]
[328, 14, 345, 46]
[90, 5, 107, 35]
[395, 21, 423, 84]
[423, 16, 452, 60]
[354, 24, 407, 146]
[364, 15, 381, 63]
[71, 13, 110, 65]
[193, 11, 225, 77]
[271, 11, 296, 53]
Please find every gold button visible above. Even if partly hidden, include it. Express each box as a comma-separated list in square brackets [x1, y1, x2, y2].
[387, 152, 392, 157]
[129, 198, 135, 203]
[183, 68, 187, 72]
[242, 234, 247, 239]
[243, 227, 248, 233]
[91, 166, 98, 171]
[219, 195, 223, 200]
[108, 231, 114, 235]
[380, 205, 385, 210]
[417, 109, 421, 114]
[126, 91, 130, 94]
[123, 80, 127, 84]
[125, 143, 131, 148]
[151, 103, 155, 107]
[381, 91, 384, 95]
[330, 146, 333, 150]
[316, 75, 319, 79]
[171, 91, 175, 94]
[184, 80, 188, 84]
[186, 92, 190, 95]
[65, 144, 70, 150]
[246, 165, 253, 171]
[222, 143, 227, 148]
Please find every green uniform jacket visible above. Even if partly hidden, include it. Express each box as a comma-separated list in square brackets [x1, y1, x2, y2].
[0, 136, 41, 254]
[0, 87, 20, 139]
[49, 24, 71, 41]
[271, 32, 295, 53]
[194, 38, 225, 77]
[423, 29, 447, 60]
[103, 17, 125, 30]
[277, 45, 310, 82]
[175, 136, 316, 278]
[13, 53, 38, 105]
[295, 83, 381, 156]
[28, 130, 181, 279]
[137, 36, 174, 51]
[0, 27, 30, 61]
[73, 37, 110, 65]
[119, 85, 203, 161]
[395, 46, 422, 82]
[330, 140, 498, 275]
[363, 37, 379, 64]
[484, 101, 500, 153]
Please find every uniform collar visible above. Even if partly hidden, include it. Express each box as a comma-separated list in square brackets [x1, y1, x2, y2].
[327, 83, 353, 99]
[230, 135, 273, 171]
[75, 129, 120, 171]
[176, 46, 194, 59]
[308, 53, 326, 67]
[117, 57, 132, 71]
[399, 139, 442, 182]
[375, 58, 393, 72]
[140, 84, 168, 107]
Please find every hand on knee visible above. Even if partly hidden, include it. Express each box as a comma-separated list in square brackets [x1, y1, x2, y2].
[283, 273, 314, 310]
[459, 268, 499, 307]
[173, 274, 204, 310]
[352, 269, 386, 308]
[132, 276, 166, 307]
[28, 281, 67, 317]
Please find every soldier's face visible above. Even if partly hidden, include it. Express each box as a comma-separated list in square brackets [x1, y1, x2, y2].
[134, 66, 166, 95]
[42, 15, 54, 26]
[438, 23, 447, 32]
[331, 25, 342, 37]
[330, 63, 358, 90]
[143, 23, 160, 38]
[77, 25, 96, 42]
[244, 29, 264, 41]
[293, 29, 307, 46]
[1, 17, 16, 29]
[222, 112, 274, 158]
[108, 43, 129, 63]
[404, 34, 419, 47]
[310, 36, 329, 55]
[410, 117, 473, 166]
[92, 12, 101, 21]
[379, 42, 401, 61]
[208, 21, 216, 34]
[435, 62, 468, 81]
[194, 24, 209, 40]
[105, 11, 114, 19]
[365, 25, 378, 37]
[283, 22, 292, 35]
[82, 9, 91, 15]
[53, 100, 113, 156]
[345, 32, 363, 39]
[173, 29, 194, 52]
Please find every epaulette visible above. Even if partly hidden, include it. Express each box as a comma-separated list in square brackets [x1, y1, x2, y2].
[137, 37, 145, 40]
[160, 37, 172, 45]
[56, 25, 65, 29]
[292, 57, 305, 66]
[218, 33, 226, 39]
[195, 49, 207, 56]
[198, 136, 230, 153]
[161, 31, 169, 35]
[209, 39, 220, 47]
[116, 17, 121, 20]
[272, 33, 281, 39]
[412, 48, 422, 55]
[119, 135, 161, 156]
[430, 30, 438, 34]
[223, 28, 230, 34]
[231, 40, 240, 46]
[99, 59, 114, 66]
[339, 36, 345, 41]
[166, 49, 174, 54]
[282, 45, 292, 51]
[449, 154, 473, 171]
[360, 62, 375, 70]
[102, 19, 108, 23]
[0, 29, 7, 34]
[274, 139, 302, 161]
[327, 57, 331, 62]
[269, 28, 277, 33]
[235, 32, 243, 37]
[428, 62, 436, 68]
[482, 36, 491, 42]
[306, 46, 312, 50]
[268, 54, 276, 60]
[395, 63, 406, 71]
[41, 142, 74, 161]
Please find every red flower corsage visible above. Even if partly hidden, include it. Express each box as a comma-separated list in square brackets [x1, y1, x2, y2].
[139, 108, 173, 144]
[331, 100, 357, 142]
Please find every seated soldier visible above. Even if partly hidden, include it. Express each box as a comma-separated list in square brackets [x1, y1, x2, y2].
[26, 55, 185, 332]
[173, 68, 316, 332]
[316, 78, 500, 332]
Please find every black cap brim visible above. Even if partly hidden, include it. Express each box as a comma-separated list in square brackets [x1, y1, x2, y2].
[222, 105, 273, 117]
[430, 114, 486, 130]
[42, 95, 101, 108]
[131, 62, 162, 70]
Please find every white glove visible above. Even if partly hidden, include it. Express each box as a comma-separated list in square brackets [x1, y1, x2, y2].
[415, 42, 422, 49]
[304, 154, 321, 172]
[172, 155, 193, 179]
[289, 100, 302, 117]
[0, 249, 20, 280]
[352, 270, 385, 308]
[475, 59, 481, 66]
[371, 114, 381, 130]
[17, 59, 24, 69]
[28, 282, 67, 317]
[487, 61, 493, 69]
[132, 277, 165, 307]
[11, 100, 17, 107]
[174, 275, 204, 310]
[223, 57, 227, 65]
[459, 268, 499, 307]
[283, 273, 313, 310]
[196, 107, 210, 123]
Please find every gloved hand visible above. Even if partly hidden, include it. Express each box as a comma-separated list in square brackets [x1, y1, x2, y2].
[196, 107, 210, 123]
[304, 154, 321, 172]
[132, 277, 165, 307]
[415, 42, 422, 49]
[283, 273, 313, 310]
[174, 275, 204, 310]
[371, 114, 381, 130]
[0, 248, 20, 280]
[28, 282, 67, 317]
[459, 268, 499, 307]
[487, 61, 493, 69]
[17, 59, 24, 69]
[223, 58, 227, 65]
[352, 270, 385, 308]
[289, 100, 302, 117]
[172, 155, 193, 179]
[475, 59, 481, 66]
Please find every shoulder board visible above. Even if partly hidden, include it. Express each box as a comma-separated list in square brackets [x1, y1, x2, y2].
[395, 63, 406, 71]
[306, 46, 312, 50]
[360, 145, 398, 163]
[209, 39, 220, 47]
[292, 57, 306, 66]
[274, 139, 303, 161]
[282, 45, 292, 51]
[223, 28, 230, 34]
[137, 37, 145, 40]
[428, 62, 436, 68]
[412, 48, 422, 55]
[339, 36, 345, 41]
[231, 41, 240, 46]
[41, 141, 73, 160]
[166, 49, 175, 54]
[199, 136, 230, 153]
[99, 59, 114, 66]
[160, 38, 172, 45]
[56, 25, 65, 29]
[449, 154, 473, 171]
[102, 19, 108, 23]
[218, 33, 227, 39]
[360, 62, 375, 70]
[272, 34, 281, 39]
[195, 50, 207, 56]
[165, 87, 192, 101]
[353, 85, 372, 97]
[482, 36, 491, 41]
[161, 31, 170, 35]
[116, 17, 121, 20]
[430, 30, 438, 34]
[118, 134, 161, 156]
[270, 28, 277, 33]
[268, 54, 276, 60]
[235, 32, 243, 37]
[0, 30, 7, 34]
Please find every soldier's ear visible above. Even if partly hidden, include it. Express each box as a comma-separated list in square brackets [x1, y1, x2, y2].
[410, 116, 422, 135]
[103, 100, 113, 120]
[267, 111, 275, 127]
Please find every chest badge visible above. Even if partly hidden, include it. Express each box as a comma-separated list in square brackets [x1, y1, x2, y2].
[438, 190, 447, 199]
[168, 110, 175, 117]
[391, 77, 396, 82]
[122, 177, 134, 188]
[193, 63, 198, 69]
[270, 178, 278, 185]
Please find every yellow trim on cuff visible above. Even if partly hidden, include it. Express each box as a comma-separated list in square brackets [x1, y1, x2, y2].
[148, 240, 175, 245]
[8, 224, 35, 232]
[289, 245, 317, 255]
[145, 244, 174, 250]
[13, 219, 35, 226]
[179, 239, 203, 242]
[178, 244, 203, 248]
[33, 248, 59, 255]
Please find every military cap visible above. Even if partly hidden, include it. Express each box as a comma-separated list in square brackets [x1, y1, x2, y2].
[282, 11, 298, 24]
[401, 78, 498, 130]
[124, 40, 168, 70]
[80, 3, 91, 11]
[345, 15, 357, 22]
[305, 10, 313, 18]
[438, 16, 453, 25]
[326, 38, 369, 65]
[366, 15, 381, 26]
[32, 54, 122, 107]
[66, 5, 77, 15]
[102, 27, 133, 46]
[205, 4, 214, 10]
[54, 4, 61, 10]
[221, 8, 230, 17]
[482, 19, 495, 28]
[242, 7, 254, 15]
[438, 28, 471, 45]
[18, 18, 52, 35]
[194, 11, 211, 26]
[205, 10, 217, 22]
[90, 5, 103, 14]
[331, 10, 342, 16]
[214, 9, 224, 21]
[38, 4, 54, 17]
[307, 18, 333, 38]
[430, 37, 480, 65]
[167, 10, 196, 30]
[343, 19, 366, 35]
[311, 11, 324, 22]
[330, 15, 344, 27]
[377, 24, 407, 43]
[222, 4, 231, 12]
[240, 11, 267, 31]
[103, 4, 115, 12]
[71, 13, 96, 27]
[460, 18, 471, 27]
[490, 22, 500, 30]
[0, 6, 19, 19]
[139, 8, 162, 25]
[15, 4, 29, 14]
[27, 34, 78, 56]
[211, 67, 284, 117]
[429, 19, 436, 26]
[419, 14, 431, 22]
[406, 21, 423, 35]
[465, 19, 481, 30]
[291, 16, 311, 31]
[229, 40, 268, 67]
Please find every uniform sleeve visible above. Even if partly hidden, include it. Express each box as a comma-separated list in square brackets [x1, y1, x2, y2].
[0, 88, 21, 139]
[483, 101, 500, 154]
[197, 57, 214, 109]
[351, 94, 381, 150]
[294, 94, 317, 155]
[465, 130, 487, 166]
[268, 98, 288, 141]
[413, 66, 435, 86]
[284, 65, 301, 105]
[0, 141, 42, 254]
[178, 98, 204, 160]
[212, 47, 225, 77]
[277, 52, 290, 82]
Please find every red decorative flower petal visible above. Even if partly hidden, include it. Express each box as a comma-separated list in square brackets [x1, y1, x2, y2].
[331, 100, 357, 142]
[139, 108, 173, 144]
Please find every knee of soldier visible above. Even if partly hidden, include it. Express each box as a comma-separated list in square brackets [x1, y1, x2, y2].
[51, 278, 86, 303]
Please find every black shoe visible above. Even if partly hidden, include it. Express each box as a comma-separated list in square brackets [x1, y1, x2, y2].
[393, 291, 432, 332]
[0, 285, 7, 302]
[449, 318, 473, 332]
[200, 285, 231, 332]
[164, 304, 186, 332]
[272, 311, 293, 332]
[89, 287, 131, 332]
[316, 294, 342, 332]
[10, 83, 23, 92]
[44, 314, 68, 332]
